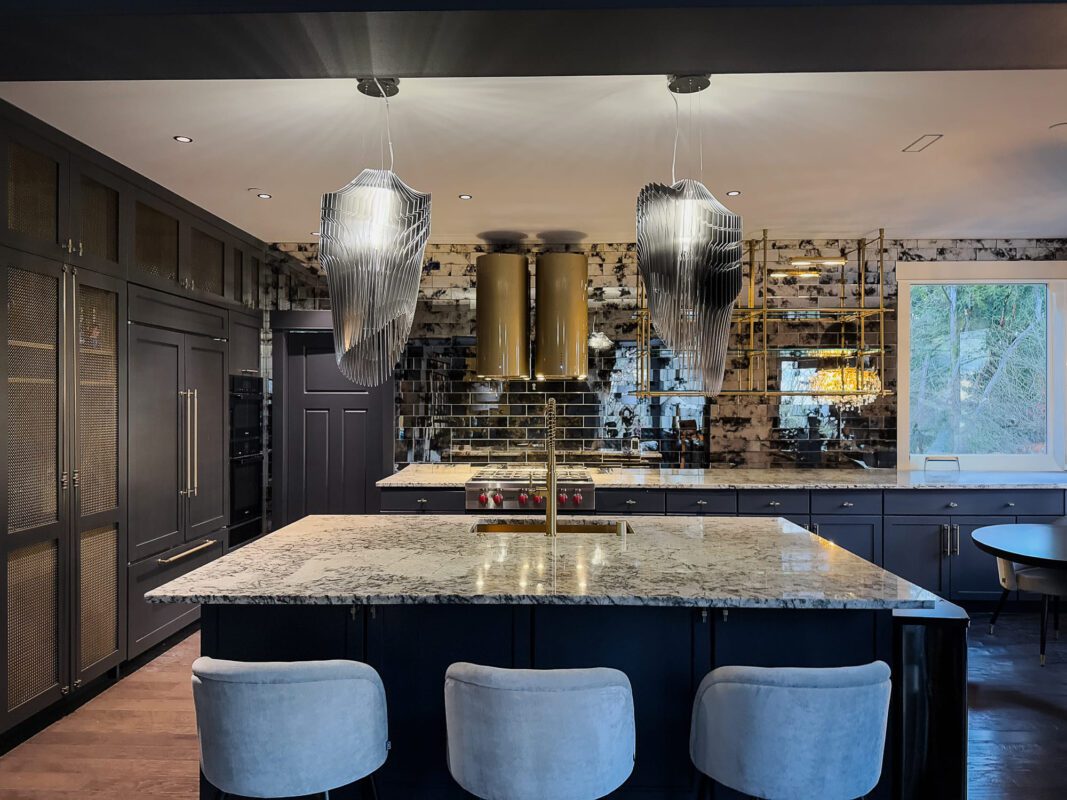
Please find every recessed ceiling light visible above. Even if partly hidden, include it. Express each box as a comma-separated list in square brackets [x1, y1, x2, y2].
[256, 193, 272, 199]
[458, 194, 473, 200]
[726, 190, 741, 197]
[311, 231, 321, 237]
[902, 134, 943, 153]
[172, 135, 193, 143]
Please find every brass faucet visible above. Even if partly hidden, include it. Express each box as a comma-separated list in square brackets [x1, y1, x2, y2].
[545, 398, 558, 537]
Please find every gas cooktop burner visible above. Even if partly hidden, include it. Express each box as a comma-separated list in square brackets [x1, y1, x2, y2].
[465, 466, 595, 512]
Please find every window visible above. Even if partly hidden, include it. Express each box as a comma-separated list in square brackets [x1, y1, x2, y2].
[898, 263, 1067, 470]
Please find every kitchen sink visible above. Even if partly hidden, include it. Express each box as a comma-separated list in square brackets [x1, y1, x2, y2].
[472, 520, 632, 536]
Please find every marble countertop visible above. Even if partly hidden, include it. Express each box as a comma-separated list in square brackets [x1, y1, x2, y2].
[147, 514, 937, 610]
[377, 464, 1067, 490]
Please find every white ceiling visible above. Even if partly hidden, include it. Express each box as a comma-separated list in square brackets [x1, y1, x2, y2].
[2, 72, 1066, 243]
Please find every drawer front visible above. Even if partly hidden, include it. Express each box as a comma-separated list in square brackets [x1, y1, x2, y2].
[129, 283, 228, 337]
[597, 489, 666, 515]
[666, 490, 737, 515]
[883, 489, 1064, 517]
[128, 536, 223, 659]
[738, 490, 810, 516]
[379, 489, 466, 514]
[810, 490, 883, 516]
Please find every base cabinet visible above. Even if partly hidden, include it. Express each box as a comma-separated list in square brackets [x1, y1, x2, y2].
[812, 515, 883, 564]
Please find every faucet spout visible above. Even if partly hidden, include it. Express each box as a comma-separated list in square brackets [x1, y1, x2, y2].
[545, 398, 557, 537]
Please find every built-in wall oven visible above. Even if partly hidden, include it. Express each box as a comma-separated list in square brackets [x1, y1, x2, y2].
[229, 375, 265, 549]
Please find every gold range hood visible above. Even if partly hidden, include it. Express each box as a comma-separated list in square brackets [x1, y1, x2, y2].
[534, 253, 589, 380]
[476, 254, 530, 379]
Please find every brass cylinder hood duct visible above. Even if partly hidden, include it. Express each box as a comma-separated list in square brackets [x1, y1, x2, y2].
[476, 254, 530, 379]
[535, 253, 589, 380]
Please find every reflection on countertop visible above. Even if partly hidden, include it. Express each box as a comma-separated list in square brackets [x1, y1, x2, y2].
[147, 514, 937, 610]
[377, 464, 1067, 490]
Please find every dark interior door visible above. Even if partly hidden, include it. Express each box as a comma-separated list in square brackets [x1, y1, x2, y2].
[127, 323, 184, 562]
[280, 332, 389, 525]
[184, 335, 226, 541]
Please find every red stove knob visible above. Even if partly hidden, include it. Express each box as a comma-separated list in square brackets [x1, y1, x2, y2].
[478, 493, 489, 506]
[572, 493, 583, 505]
[558, 493, 569, 505]
[492, 493, 504, 505]
[533, 494, 544, 505]
[518, 493, 529, 505]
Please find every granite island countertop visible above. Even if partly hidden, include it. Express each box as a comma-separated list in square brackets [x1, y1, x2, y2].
[147, 514, 937, 610]
[376, 464, 1067, 490]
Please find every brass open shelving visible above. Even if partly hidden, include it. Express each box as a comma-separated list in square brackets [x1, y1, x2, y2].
[634, 228, 893, 398]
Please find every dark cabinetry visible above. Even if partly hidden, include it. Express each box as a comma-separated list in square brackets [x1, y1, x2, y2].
[127, 311, 227, 659]
[0, 248, 126, 732]
[227, 310, 261, 376]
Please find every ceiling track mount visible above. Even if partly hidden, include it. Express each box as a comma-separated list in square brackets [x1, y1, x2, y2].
[357, 77, 400, 98]
[667, 74, 711, 94]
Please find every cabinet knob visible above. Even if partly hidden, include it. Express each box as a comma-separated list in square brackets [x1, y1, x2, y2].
[948, 502, 959, 508]
[1006, 502, 1016, 508]
[841, 502, 854, 508]
[696, 500, 708, 506]
[416, 498, 428, 505]
[625, 499, 637, 506]
[768, 501, 781, 507]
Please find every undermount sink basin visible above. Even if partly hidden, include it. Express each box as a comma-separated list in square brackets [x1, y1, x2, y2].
[472, 520, 632, 536]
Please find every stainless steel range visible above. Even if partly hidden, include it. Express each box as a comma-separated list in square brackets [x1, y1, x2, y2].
[464, 465, 595, 512]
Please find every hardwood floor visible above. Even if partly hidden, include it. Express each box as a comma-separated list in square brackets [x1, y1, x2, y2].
[0, 631, 200, 799]
[0, 613, 1063, 799]
[968, 610, 1067, 800]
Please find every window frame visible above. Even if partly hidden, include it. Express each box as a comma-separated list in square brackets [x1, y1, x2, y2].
[897, 261, 1067, 472]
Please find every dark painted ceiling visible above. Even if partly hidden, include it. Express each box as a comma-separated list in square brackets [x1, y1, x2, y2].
[2, 3, 1067, 80]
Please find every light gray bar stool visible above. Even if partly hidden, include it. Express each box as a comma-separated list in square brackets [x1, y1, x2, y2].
[690, 661, 891, 800]
[192, 657, 389, 799]
[444, 662, 636, 800]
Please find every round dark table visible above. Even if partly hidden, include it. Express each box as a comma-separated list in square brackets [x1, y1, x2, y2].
[971, 524, 1067, 570]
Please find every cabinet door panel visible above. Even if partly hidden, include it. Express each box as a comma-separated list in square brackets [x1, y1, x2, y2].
[883, 516, 948, 596]
[69, 159, 126, 278]
[950, 516, 1015, 602]
[185, 336, 227, 540]
[0, 252, 70, 732]
[228, 311, 261, 376]
[811, 515, 882, 564]
[128, 324, 184, 561]
[71, 270, 126, 681]
[1, 132, 69, 261]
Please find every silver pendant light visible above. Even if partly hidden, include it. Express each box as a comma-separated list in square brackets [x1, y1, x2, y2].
[319, 78, 431, 386]
[636, 75, 742, 396]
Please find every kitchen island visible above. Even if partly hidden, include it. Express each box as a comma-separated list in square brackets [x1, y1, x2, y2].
[150, 514, 966, 800]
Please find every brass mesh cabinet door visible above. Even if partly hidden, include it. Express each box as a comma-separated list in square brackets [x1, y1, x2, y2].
[133, 200, 179, 284]
[1, 252, 70, 731]
[188, 228, 224, 295]
[72, 272, 125, 682]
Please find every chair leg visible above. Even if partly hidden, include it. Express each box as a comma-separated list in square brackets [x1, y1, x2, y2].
[989, 588, 1010, 634]
[1054, 596, 1061, 640]
[361, 775, 380, 800]
[1040, 594, 1050, 667]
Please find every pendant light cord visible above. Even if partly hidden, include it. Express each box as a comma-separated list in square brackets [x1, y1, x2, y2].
[670, 88, 679, 185]
[374, 78, 395, 172]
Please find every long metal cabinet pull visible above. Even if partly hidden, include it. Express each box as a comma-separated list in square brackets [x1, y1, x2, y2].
[157, 539, 217, 565]
[60, 266, 68, 493]
[953, 524, 961, 555]
[178, 390, 190, 496]
[940, 524, 950, 556]
[192, 389, 199, 497]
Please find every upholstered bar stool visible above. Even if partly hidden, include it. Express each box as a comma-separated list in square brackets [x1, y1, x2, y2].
[444, 662, 636, 800]
[690, 661, 891, 800]
[192, 657, 389, 799]
[990, 557, 1067, 665]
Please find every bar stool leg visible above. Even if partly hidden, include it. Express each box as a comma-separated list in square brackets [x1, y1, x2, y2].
[1040, 594, 1050, 667]
[989, 588, 1010, 634]
[1054, 596, 1061, 640]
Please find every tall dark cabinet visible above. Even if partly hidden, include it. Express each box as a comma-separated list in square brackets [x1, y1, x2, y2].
[0, 99, 268, 734]
[0, 246, 126, 732]
[127, 294, 228, 660]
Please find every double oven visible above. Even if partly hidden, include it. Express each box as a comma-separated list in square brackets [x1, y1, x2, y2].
[229, 375, 265, 548]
